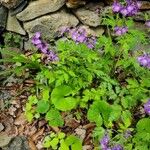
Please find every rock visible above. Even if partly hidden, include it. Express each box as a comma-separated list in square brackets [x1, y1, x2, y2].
[0, 5, 8, 33]
[75, 128, 86, 141]
[66, 0, 113, 8]
[83, 145, 93, 150]
[139, 1, 150, 10]
[0, 132, 12, 148]
[1, 0, 28, 15]
[79, 25, 104, 37]
[66, 0, 86, 8]
[10, 0, 28, 16]
[6, 12, 26, 35]
[134, 21, 150, 33]
[131, 22, 150, 51]
[0, 123, 4, 132]
[133, 10, 150, 21]
[73, 2, 104, 27]
[0, 90, 12, 110]
[16, 0, 65, 21]
[2, 136, 30, 150]
[1, 0, 18, 9]
[23, 9, 79, 40]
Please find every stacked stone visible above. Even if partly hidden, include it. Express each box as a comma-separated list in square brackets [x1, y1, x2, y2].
[0, 0, 150, 49]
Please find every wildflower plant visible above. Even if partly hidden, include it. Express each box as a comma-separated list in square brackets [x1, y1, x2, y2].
[0, 0, 150, 150]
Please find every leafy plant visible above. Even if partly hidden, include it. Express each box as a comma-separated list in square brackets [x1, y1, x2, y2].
[1, 2, 150, 149]
[43, 132, 82, 150]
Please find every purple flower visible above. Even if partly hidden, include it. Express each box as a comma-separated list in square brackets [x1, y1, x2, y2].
[124, 130, 132, 138]
[85, 36, 96, 49]
[126, 0, 132, 4]
[112, 0, 139, 16]
[120, 7, 128, 16]
[100, 134, 110, 150]
[137, 54, 150, 69]
[144, 99, 150, 116]
[38, 42, 48, 54]
[59, 26, 70, 36]
[126, 5, 134, 13]
[112, 2, 122, 13]
[121, 26, 128, 34]
[71, 28, 87, 43]
[31, 32, 42, 45]
[114, 26, 128, 36]
[137, 1, 142, 9]
[47, 50, 59, 62]
[31, 32, 59, 62]
[145, 20, 150, 28]
[112, 144, 123, 150]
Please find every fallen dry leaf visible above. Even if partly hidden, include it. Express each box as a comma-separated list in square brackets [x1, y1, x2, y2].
[14, 113, 27, 125]
[28, 137, 38, 150]
[31, 128, 44, 142]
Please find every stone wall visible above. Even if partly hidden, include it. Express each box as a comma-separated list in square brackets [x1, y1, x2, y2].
[1, 0, 150, 49]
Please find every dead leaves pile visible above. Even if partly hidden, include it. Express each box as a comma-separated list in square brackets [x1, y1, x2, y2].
[0, 80, 95, 150]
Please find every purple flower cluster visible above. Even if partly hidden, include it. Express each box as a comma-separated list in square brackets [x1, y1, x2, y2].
[100, 134, 110, 150]
[144, 99, 150, 116]
[145, 20, 150, 28]
[59, 26, 96, 49]
[137, 54, 150, 69]
[31, 32, 59, 62]
[112, 0, 140, 16]
[124, 130, 132, 139]
[114, 26, 128, 36]
[100, 134, 123, 150]
[112, 145, 123, 150]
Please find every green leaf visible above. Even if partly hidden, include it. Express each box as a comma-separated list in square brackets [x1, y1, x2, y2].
[120, 110, 132, 129]
[25, 112, 33, 122]
[109, 105, 122, 122]
[136, 118, 150, 133]
[87, 105, 103, 126]
[43, 136, 51, 148]
[36, 100, 50, 114]
[45, 108, 64, 126]
[65, 135, 82, 150]
[42, 88, 50, 101]
[59, 140, 69, 150]
[51, 85, 77, 111]
[58, 132, 66, 139]
[50, 138, 59, 149]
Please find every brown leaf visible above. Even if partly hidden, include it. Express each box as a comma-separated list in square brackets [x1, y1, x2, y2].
[28, 138, 38, 150]
[65, 118, 80, 129]
[51, 126, 60, 133]
[14, 113, 27, 125]
[31, 128, 44, 142]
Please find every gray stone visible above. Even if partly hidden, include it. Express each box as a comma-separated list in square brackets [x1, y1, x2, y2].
[23, 9, 79, 40]
[75, 128, 86, 141]
[2, 136, 30, 150]
[66, 0, 86, 8]
[16, 0, 65, 21]
[6, 12, 26, 35]
[73, 2, 104, 27]
[79, 25, 104, 37]
[133, 10, 150, 21]
[1, 0, 18, 9]
[131, 22, 150, 51]
[10, 0, 28, 16]
[0, 5, 8, 33]
[0, 123, 4, 132]
[0, 133, 12, 148]
[139, 1, 150, 10]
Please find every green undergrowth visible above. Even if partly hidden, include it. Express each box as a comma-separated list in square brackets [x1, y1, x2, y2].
[0, 8, 150, 150]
